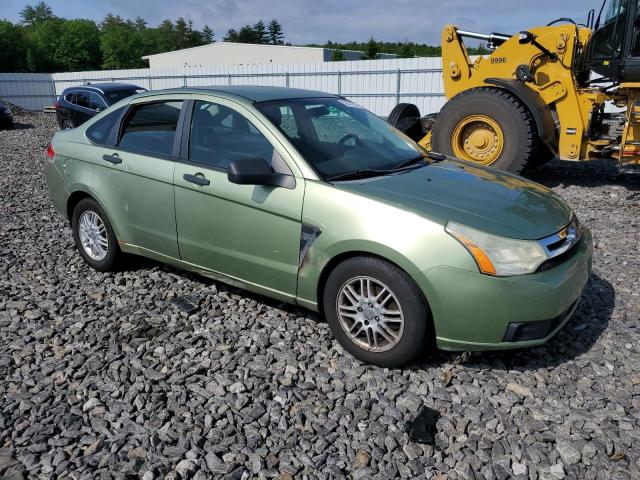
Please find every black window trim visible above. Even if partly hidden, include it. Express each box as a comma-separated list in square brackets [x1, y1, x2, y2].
[110, 98, 188, 161]
[85, 106, 128, 148]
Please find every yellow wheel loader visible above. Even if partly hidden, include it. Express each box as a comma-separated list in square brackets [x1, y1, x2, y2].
[389, 0, 640, 173]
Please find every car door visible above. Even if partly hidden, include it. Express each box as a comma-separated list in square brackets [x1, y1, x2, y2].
[89, 95, 189, 259]
[173, 96, 304, 300]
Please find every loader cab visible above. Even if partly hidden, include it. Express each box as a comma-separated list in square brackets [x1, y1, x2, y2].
[585, 0, 640, 82]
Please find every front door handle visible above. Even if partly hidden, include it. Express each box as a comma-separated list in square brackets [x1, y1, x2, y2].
[103, 154, 122, 164]
[183, 173, 210, 186]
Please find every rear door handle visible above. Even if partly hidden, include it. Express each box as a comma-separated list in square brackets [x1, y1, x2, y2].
[183, 173, 210, 186]
[102, 154, 122, 164]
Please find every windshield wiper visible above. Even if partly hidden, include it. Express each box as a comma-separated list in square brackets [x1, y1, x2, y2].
[326, 168, 394, 182]
[392, 152, 448, 171]
[392, 155, 429, 171]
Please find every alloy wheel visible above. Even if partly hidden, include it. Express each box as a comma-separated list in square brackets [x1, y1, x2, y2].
[336, 276, 405, 352]
[78, 211, 108, 261]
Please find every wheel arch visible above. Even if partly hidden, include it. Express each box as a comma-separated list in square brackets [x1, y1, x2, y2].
[484, 78, 557, 149]
[315, 250, 432, 320]
[66, 187, 122, 240]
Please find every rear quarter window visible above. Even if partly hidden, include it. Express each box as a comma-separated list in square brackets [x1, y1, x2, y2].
[86, 107, 125, 145]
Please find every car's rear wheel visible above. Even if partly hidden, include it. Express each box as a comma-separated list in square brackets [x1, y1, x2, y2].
[323, 256, 432, 367]
[71, 198, 120, 271]
[62, 119, 75, 130]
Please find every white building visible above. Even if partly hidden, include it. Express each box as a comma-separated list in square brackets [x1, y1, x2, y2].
[142, 42, 397, 68]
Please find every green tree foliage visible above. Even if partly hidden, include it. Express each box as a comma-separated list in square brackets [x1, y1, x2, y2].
[54, 19, 101, 71]
[253, 20, 267, 44]
[19, 0, 53, 26]
[23, 17, 66, 71]
[100, 14, 146, 69]
[202, 25, 214, 43]
[268, 19, 284, 45]
[0, 21, 28, 72]
[331, 49, 346, 61]
[365, 37, 379, 60]
[1, 2, 219, 72]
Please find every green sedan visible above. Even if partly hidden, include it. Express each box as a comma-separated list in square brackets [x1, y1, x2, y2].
[44, 86, 592, 367]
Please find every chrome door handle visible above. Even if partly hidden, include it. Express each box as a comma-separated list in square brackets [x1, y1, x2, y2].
[183, 173, 210, 186]
[102, 154, 121, 164]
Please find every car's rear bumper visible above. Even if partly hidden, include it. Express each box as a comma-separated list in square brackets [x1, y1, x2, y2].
[414, 226, 593, 351]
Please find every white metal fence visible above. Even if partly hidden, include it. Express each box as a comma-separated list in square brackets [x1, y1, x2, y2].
[0, 57, 445, 116]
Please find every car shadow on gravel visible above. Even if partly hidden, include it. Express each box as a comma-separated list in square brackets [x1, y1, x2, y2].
[2, 122, 34, 130]
[447, 273, 615, 372]
[118, 254, 614, 372]
[526, 158, 640, 191]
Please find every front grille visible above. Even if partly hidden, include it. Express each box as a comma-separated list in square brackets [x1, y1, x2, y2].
[536, 242, 579, 272]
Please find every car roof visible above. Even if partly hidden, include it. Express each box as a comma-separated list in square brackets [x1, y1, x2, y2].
[135, 85, 338, 103]
[63, 83, 143, 94]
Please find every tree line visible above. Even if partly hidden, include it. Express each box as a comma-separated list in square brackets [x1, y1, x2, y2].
[311, 39, 490, 60]
[0, 1, 490, 73]
[0, 2, 286, 72]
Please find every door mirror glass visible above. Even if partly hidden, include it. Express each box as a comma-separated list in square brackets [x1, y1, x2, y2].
[228, 157, 295, 188]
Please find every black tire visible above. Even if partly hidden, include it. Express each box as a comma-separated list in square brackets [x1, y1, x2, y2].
[323, 256, 433, 368]
[388, 103, 424, 142]
[71, 198, 120, 271]
[531, 142, 556, 167]
[432, 87, 538, 174]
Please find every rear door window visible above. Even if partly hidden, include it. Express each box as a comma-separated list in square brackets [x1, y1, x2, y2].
[118, 101, 183, 157]
[75, 92, 91, 109]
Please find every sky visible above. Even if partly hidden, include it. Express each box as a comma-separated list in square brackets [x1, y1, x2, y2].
[0, 0, 605, 45]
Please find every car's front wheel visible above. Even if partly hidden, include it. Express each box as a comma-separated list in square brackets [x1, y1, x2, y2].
[71, 198, 120, 271]
[323, 256, 432, 367]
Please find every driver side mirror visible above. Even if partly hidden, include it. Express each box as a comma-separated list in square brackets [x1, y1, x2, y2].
[228, 157, 295, 189]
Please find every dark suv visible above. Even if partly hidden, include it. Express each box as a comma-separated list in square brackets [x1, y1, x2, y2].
[55, 83, 146, 129]
[0, 101, 13, 129]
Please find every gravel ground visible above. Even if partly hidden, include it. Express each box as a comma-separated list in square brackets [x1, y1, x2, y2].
[1, 108, 639, 480]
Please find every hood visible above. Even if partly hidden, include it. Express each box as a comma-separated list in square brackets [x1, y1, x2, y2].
[336, 160, 572, 240]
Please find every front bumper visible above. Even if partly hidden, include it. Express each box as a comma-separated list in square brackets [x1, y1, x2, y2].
[414, 226, 593, 351]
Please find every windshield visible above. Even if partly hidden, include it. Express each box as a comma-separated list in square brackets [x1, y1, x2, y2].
[104, 89, 143, 105]
[255, 97, 426, 180]
[603, 0, 627, 24]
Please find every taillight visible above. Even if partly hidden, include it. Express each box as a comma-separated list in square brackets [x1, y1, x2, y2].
[46, 143, 55, 161]
[53, 101, 60, 110]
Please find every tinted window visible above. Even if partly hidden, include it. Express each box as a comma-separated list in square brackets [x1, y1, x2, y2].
[76, 92, 91, 109]
[189, 100, 275, 169]
[119, 101, 183, 157]
[64, 92, 76, 104]
[105, 89, 142, 105]
[89, 92, 106, 111]
[86, 107, 124, 145]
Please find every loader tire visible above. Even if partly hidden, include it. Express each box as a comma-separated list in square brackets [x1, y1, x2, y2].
[388, 103, 424, 142]
[432, 87, 538, 174]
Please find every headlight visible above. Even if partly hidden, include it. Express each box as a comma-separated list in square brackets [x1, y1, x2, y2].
[446, 221, 549, 276]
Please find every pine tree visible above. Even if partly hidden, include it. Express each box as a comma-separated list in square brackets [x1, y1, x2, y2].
[20, 1, 54, 26]
[253, 20, 268, 44]
[267, 19, 284, 45]
[202, 25, 214, 43]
